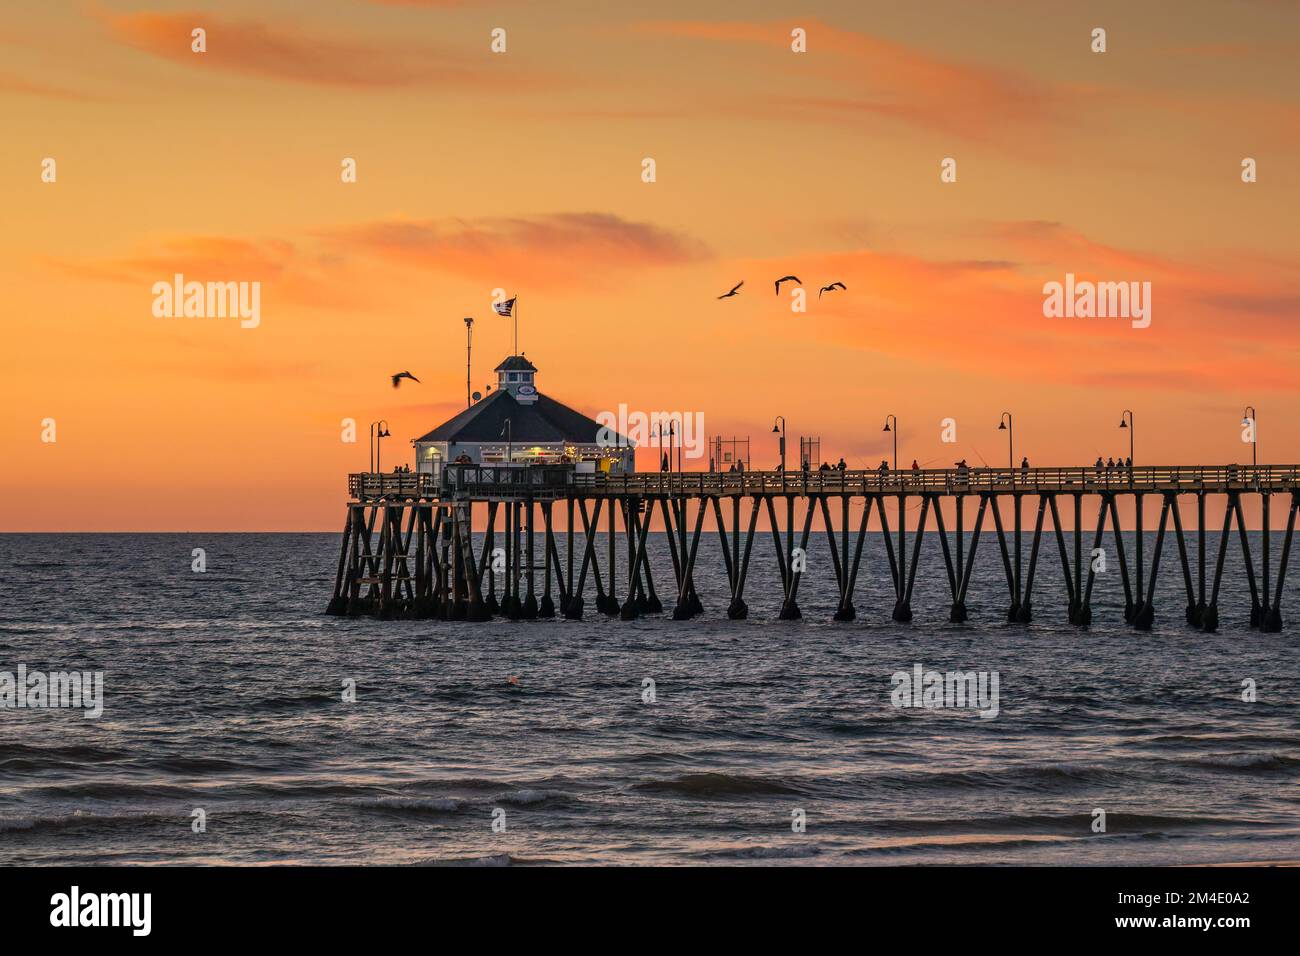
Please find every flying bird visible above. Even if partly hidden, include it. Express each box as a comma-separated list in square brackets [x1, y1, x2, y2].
[717, 281, 744, 299]
[774, 275, 801, 295]
[391, 371, 421, 388]
[818, 282, 847, 299]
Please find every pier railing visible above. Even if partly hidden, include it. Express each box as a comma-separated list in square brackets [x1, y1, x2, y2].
[350, 464, 1300, 501]
[573, 464, 1300, 497]
[348, 472, 433, 501]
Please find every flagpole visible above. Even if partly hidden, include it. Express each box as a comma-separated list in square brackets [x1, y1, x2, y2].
[514, 297, 519, 356]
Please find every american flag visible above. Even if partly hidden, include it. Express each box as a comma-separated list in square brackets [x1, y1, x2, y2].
[493, 297, 516, 317]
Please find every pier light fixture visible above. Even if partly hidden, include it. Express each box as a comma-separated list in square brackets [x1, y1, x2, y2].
[772, 416, 787, 473]
[998, 412, 1013, 473]
[1119, 410, 1134, 465]
[369, 420, 391, 473]
[1242, 406, 1257, 468]
[464, 317, 474, 409]
[882, 415, 897, 470]
[654, 421, 678, 475]
[501, 418, 513, 467]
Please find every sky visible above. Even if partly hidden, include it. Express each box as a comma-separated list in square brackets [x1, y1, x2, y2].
[2, 0, 1299, 530]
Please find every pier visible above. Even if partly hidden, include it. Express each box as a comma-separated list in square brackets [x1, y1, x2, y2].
[325, 463, 1300, 633]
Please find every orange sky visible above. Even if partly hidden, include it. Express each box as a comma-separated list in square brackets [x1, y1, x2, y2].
[3, 0, 1299, 530]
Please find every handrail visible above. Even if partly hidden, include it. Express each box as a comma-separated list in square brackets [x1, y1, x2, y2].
[349, 464, 1300, 501]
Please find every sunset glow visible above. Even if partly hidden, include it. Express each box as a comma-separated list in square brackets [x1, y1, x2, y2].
[3, 1, 1298, 530]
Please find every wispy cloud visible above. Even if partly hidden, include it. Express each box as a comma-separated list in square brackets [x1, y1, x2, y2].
[0, 70, 106, 102]
[48, 235, 363, 310]
[95, 8, 540, 89]
[635, 18, 1068, 143]
[319, 212, 709, 289]
[47, 213, 708, 303]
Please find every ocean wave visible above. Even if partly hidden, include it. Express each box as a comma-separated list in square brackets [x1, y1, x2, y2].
[1174, 753, 1300, 772]
[873, 763, 1130, 793]
[866, 811, 1251, 834]
[26, 781, 193, 800]
[354, 796, 467, 814]
[633, 772, 805, 798]
[494, 788, 570, 806]
[1146, 734, 1300, 749]
[0, 742, 126, 765]
[0, 809, 176, 835]
[414, 853, 518, 867]
[844, 834, 1080, 856]
[705, 844, 823, 860]
[243, 691, 335, 712]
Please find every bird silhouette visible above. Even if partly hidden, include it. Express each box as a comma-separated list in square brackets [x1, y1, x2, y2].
[391, 371, 421, 388]
[774, 275, 801, 295]
[818, 282, 847, 299]
[717, 281, 744, 299]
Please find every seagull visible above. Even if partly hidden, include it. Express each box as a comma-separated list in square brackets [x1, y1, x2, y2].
[774, 275, 801, 295]
[717, 281, 744, 299]
[391, 371, 421, 388]
[818, 282, 847, 299]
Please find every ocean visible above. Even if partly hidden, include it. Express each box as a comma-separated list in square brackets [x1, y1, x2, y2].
[1, 532, 1297, 865]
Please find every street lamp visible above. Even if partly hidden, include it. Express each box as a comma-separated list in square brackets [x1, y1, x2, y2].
[1242, 406, 1257, 468]
[1119, 409, 1134, 464]
[501, 418, 512, 467]
[464, 317, 474, 409]
[369, 420, 391, 473]
[772, 416, 786, 472]
[882, 415, 897, 470]
[653, 421, 676, 474]
[998, 412, 1013, 471]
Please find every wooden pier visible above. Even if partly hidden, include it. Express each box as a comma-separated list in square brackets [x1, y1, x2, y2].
[325, 464, 1300, 632]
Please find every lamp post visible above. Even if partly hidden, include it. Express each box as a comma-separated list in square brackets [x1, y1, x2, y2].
[1242, 405, 1257, 468]
[464, 317, 474, 409]
[369, 420, 390, 473]
[998, 412, 1013, 471]
[653, 422, 675, 475]
[501, 418, 512, 468]
[882, 415, 898, 470]
[772, 416, 786, 472]
[1119, 409, 1134, 464]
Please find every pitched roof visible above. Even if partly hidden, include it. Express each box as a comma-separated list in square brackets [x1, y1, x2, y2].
[494, 355, 537, 372]
[412, 388, 632, 445]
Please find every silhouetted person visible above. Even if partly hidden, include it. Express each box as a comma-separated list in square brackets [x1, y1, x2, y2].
[1124, 456, 1132, 469]
[1021, 456, 1029, 471]
[1106, 457, 1115, 469]
[819, 461, 831, 471]
[911, 459, 920, 470]
[836, 457, 846, 471]
[1095, 456, 1104, 473]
